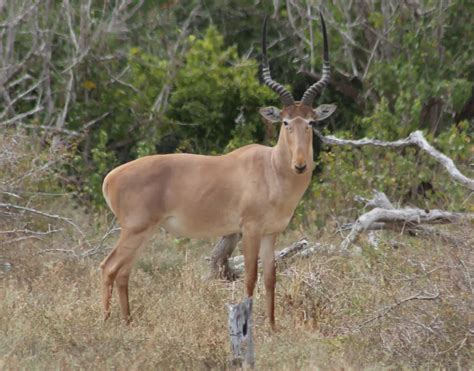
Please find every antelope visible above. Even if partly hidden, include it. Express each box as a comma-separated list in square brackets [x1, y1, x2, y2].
[100, 12, 336, 329]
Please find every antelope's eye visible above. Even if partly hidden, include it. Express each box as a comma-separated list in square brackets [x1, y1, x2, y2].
[309, 120, 317, 126]
[283, 120, 290, 127]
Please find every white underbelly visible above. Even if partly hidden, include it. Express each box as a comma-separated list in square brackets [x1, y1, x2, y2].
[160, 215, 239, 239]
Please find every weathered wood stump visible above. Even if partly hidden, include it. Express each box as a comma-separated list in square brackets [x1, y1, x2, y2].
[227, 297, 255, 368]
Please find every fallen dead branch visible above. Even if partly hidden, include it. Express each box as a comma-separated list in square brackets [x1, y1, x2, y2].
[229, 238, 314, 270]
[340, 191, 474, 251]
[0, 105, 44, 126]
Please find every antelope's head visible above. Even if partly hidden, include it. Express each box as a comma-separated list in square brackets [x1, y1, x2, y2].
[259, 12, 336, 175]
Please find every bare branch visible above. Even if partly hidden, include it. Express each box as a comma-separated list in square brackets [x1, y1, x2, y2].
[0, 76, 45, 119]
[0, 228, 63, 235]
[362, 38, 380, 80]
[314, 129, 474, 191]
[150, 4, 201, 118]
[285, 0, 311, 47]
[0, 105, 43, 126]
[55, 70, 74, 129]
[0, 202, 86, 240]
[0, 0, 39, 28]
[63, 0, 79, 53]
[81, 223, 121, 257]
[356, 288, 440, 330]
[1, 227, 63, 245]
[37, 248, 78, 255]
[9, 123, 80, 136]
[82, 111, 110, 131]
[208, 235, 324, 281]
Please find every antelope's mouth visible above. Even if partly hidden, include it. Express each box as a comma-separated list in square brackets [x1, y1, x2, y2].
[294, 164, 307, 174]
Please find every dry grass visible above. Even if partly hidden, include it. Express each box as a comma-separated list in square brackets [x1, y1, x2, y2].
[2, 223, 472, 369]
[1, 132, 473, 369]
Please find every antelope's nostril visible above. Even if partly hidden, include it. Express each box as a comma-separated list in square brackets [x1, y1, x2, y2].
[295, 164, 307, 173]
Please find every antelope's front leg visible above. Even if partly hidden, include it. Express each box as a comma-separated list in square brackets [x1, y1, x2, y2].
[260, 234, 277, 329]
[242, 226, 261, 299]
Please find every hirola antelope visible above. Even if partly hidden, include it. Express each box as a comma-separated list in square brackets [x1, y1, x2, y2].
[100, 12, 336, 328]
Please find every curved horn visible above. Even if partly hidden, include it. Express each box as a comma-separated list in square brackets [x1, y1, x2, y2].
[301, 11, 330, 106]
[261, 16, 295, 106]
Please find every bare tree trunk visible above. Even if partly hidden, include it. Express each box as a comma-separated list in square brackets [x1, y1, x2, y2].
[208, 233, 241, 280]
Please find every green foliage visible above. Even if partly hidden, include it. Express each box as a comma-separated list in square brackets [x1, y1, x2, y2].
[167, 27, 276, 154]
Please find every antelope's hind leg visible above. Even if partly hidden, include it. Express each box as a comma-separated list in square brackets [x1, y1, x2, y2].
[260, 234, 277, 329]
[100, 226, 154, 322]
[242, 226, 262, 299]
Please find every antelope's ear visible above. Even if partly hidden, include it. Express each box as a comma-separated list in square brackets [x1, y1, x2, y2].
[259, 106, 281, 123]
[314, 104, 337, 121]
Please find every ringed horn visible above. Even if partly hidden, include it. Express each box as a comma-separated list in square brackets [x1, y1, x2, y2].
[261, 11, 331, 107]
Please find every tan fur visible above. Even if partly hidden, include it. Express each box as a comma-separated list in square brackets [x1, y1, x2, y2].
[100, 104, 317, 328]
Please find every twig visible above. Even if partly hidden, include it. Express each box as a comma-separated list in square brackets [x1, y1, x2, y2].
[0, 76, 45, 120]
[0, 105, 43, 126]
[81, 225, 121, 257]
[38, 248, 78, 256]
[362, 38, 380, 80]
[356, 288, 440, 330]
[0, 228, 63, 236]
[82, 112, 110, 131]
[1, 226, 62, 245]
[11, 123, 80, 136]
